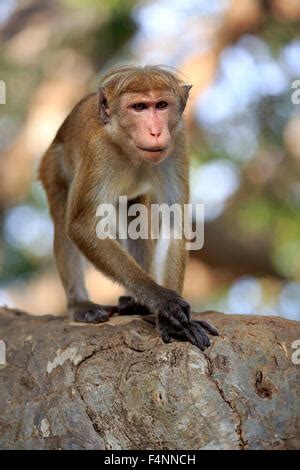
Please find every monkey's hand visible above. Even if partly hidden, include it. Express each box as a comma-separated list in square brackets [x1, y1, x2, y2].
[154, 290, 218, 350]
[153, 288, 191, 326]
[157, 314, 219, 350]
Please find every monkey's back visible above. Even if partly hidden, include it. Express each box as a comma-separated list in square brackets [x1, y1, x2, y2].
[38, 93, 105, 191]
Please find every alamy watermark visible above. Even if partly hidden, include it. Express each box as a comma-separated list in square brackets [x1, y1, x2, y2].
[95, 196, 204, 250]
[291, 80, 300, 105]
[0, 80, 6, 104]
[291, 340, 300, 365]
[0, 340, 6, 365]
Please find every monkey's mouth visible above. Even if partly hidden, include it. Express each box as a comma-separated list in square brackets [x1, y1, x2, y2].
[137, 146, 167, 153]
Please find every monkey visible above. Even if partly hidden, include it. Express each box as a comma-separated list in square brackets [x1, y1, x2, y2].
[39, 64, 218, 350]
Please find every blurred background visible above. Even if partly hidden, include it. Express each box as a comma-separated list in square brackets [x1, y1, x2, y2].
[0, 0, 300, 320]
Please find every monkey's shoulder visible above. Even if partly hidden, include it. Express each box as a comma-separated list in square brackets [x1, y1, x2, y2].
[70, 93, 99, 118]
[56, 93, 101, 142]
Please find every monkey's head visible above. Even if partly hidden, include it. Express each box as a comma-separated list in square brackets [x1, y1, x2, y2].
[98, 65, 192, 164]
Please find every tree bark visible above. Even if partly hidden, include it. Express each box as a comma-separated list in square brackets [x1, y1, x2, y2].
[0, 307, 299, 450]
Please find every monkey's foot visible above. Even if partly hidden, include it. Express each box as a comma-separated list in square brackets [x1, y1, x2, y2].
[70, 301, 111, 323]
[157, 315, 219, 351]
[118, 296, 152, 316]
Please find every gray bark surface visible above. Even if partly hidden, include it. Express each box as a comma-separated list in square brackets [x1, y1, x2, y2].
[0, 307, 299, 450]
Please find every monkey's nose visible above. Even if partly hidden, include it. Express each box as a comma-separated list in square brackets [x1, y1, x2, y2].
[150, 131, 161, 138]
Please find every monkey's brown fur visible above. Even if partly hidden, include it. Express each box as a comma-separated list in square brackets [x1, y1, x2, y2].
[39, 65, 218, 349]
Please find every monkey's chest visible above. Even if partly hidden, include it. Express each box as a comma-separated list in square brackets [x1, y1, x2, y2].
[126, 179, 152, 200]
[98, 172, 152, 203]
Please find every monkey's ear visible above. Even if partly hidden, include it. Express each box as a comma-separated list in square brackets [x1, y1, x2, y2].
[180, 84, 193, 113]
[99, 87, 110, 124]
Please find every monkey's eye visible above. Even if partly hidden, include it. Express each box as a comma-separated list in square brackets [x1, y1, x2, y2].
[156, 101, 168, 109]
[132, 103, 147, 111]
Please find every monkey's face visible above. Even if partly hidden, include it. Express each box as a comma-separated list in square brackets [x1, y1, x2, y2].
[109, 91, 181, 164]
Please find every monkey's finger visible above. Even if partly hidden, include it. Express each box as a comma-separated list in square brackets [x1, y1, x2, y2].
[142, 314, 156, 325]
[158, 321, 174, 343]
[176, 298, 191, 320]
[157, 317, 174, 343]
[172, 309, 189, 326]
[161, 331, 173, 343]
[195, 324, 211, 348]
[193, 321, 211, 347]
[160, 312, 184, 329]
[195, 320, 219, 336]
[166, 291, 191, 319]
[169, 300, 192, 325]
[167, 327, 189, 341]
[183, 326, 206, 351]
[186, 321, 212, 350]
[195, 330, 210, 349]
[182, 324, 202, 348]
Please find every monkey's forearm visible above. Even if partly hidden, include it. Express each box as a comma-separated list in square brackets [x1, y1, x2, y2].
[67, 218, 191, 328]
[67, 220, 159, 302]
[161, 238, 187, 294]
